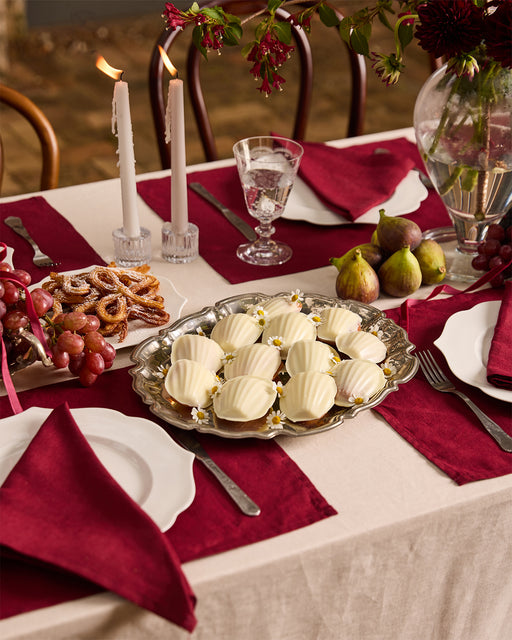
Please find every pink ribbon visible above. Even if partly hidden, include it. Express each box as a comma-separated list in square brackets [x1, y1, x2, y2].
[0, 242, 53, 414]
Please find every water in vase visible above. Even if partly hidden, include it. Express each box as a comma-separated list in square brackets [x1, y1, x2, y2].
[241, 168, 294, 223]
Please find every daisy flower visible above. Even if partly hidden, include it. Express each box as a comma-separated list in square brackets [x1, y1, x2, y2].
[154, 362, 171, 379]
[289, 289, 303, 307]
[307, 312, 323, 327]
[252, 305, 268, 327]
[381, 362, 397, 378]
[196, 326, 206, 337]
[368, 324, 383, 339]
[191, 407, 210, 424]
[266, 410, 286, 429]
[222, 352, 236, 365]
[348, 394, 369, 406]
[267, 335, 284, 350]
[272, 380, 285, 396]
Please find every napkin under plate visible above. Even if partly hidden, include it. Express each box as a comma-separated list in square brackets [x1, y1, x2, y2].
[487, 280, 512, 390]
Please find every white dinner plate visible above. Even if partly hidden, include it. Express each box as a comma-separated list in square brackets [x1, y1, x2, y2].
[31, 266, 187, 349]
[283, 170, 428, 226]
[0, 406, 196, 531]
[434, 301, 511, 403]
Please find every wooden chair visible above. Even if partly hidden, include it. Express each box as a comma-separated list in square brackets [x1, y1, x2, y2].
[0, 84, 60, 193]
[149, 0, 366, 169]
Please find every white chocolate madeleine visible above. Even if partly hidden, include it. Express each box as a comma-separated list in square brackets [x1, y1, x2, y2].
[316, 307, 362, 342]
[279, 371, 337, 422]
[332, 359, 386, 407]
[285, 339, 340, 376]
[223, 343, 281, 380]
[335, 330, 387, 363]
[165, 359, 218, 408]
[262, 312, 317, 358]
[210, 313, 262, 352]
[213, 375, 277, 421]
[171, 334, 224, 372]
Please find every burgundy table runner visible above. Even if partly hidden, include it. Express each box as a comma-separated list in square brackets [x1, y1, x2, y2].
[0, 367, 336, 619]
[137, 138, 451, 284]
[374, 287, 512, 485]
[0, 197, 105, 278]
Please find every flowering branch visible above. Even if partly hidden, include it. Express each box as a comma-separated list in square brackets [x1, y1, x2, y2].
[162, 1, 512, 95]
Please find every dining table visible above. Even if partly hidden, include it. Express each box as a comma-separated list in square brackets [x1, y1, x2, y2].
[0, 127, 511, 640]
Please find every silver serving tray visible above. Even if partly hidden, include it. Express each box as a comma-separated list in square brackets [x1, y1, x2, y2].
[129, 292, 418, 439]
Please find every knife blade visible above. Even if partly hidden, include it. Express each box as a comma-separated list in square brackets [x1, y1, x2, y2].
[189, 182, 257, 241]
[171, 429, 261, 517]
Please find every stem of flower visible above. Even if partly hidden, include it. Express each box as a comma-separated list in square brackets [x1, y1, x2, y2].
[475, 102, 490, 221]
[427, 75, 462, 156]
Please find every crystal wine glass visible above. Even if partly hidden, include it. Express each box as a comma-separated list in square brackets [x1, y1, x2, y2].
[233, 136, 304, 266]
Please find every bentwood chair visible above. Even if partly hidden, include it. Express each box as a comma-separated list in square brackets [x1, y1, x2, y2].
[0, 84, 60, 194]
[149, 0, 366, 169]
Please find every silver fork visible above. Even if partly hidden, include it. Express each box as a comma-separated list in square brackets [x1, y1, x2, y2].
[417, 350, 512, 453]
[4, 216, 60, 268]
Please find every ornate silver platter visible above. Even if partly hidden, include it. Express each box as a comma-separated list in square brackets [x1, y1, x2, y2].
[129, 292, 418, 439]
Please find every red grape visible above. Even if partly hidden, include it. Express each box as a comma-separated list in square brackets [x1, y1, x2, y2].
[2, 282, 20, 305]
[0, 262, 12, 272]
[488, 255, 504, 270]
[83, 331, 106, 353]
[68, 352, 86, 375]
[57, 331, 85, 355]
[0, 281, 4, 298]
[82, 315, 101, 333]
[3, 310, 29, 331]
[51, 347, 70, 369]
[482, 238, 501, 256]
[85, 352, 105, 375]
[79, 366, 98, 387]
[31, 288, 54, 317]
[11, 269, 31, 286]
[486, 224, 505, 242]
[62, 311, 88, 332]
[100, 342, 116, 362]
[471, 254, 489, 271]
[499, 244, 512, 262]
[0, 300, 6, 319]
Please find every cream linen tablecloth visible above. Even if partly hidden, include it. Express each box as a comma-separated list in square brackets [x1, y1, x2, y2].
[1, 129, 511, 640]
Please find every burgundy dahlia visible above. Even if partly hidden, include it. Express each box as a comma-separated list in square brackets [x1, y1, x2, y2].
[415, 0, 484, 59]
[484, 0, 512, 68]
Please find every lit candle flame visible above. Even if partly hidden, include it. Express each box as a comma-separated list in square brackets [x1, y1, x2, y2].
[96, 55, 124, 81]
[158, 46, 178, 78]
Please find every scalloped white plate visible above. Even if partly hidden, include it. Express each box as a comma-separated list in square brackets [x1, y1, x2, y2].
[0, 407, 196, 531]
[434, 301, 512, 403]
[283, 170, 428, 225]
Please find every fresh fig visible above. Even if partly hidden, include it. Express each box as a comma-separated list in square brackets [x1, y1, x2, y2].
[376, 209, 422, 254]
[413, 239, 446, 284]
[336, 249, 380, 304]
[378, 246, 422, 297]
[330, 243, 383, 271]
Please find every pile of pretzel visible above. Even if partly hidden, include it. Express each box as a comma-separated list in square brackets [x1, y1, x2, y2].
[42, 264, 170, 342]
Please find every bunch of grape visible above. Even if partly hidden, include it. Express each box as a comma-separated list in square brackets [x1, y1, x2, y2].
[0, 261, 115, 386]
[48, 311, 116, 386]
[471, 223, 512, 288]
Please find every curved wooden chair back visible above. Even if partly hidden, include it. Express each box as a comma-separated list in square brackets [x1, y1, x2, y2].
[0, 84, 60, 193]
[149, 0, 366, 169]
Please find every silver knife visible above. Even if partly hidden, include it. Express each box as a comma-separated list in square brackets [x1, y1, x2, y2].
[171, 429, 261, 517]
[189, 182, 257, 241]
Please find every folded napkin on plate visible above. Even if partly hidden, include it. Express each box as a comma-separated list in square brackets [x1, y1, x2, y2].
[297, 138, 416, 222]
[487, 280, 512, 390]
[0, 402, 197, 631]
[0, 197, 105, 278]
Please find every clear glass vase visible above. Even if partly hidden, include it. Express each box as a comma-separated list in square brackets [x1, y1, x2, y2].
[414, 61, 512, 281]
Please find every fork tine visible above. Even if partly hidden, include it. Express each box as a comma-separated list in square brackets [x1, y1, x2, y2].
[416, 351, 436, 386]
[423, 350, 447, 384]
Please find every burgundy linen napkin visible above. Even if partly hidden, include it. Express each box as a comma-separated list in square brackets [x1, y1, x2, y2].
[0, 196, 105, 278]
[0, 402, 197, 631]
[374, 287, 512, 485]
[0, 367, 336, 618]
[487, 280, 512, 389]
[297, 137, 416, 221]
[137, 142, 449, 284]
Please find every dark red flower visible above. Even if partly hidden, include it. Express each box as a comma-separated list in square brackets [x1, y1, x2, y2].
[484, 0, 512, 68]
[163, 3, 187, 29]
[415, 0, 484, 59]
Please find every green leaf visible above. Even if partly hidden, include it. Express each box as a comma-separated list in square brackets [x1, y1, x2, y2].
[338, 17, 352, 44]
[267, 0, 283, 14]
[397, 23, 413, 50]
[273, 21, 292, 44]
[255, 20, 268, 41]
[241, 41, 255, 59]
[190, 2, 200, 13]
[377, 10, 393, 31]
[192, 25, 208, 60]
[318, 4, 339, 28]
[222, 25, 241, 46]
[350, 29, 370, 57]
[201, 7, 225, 22]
